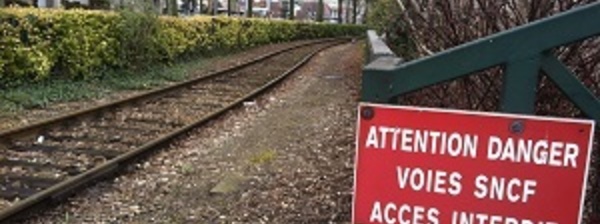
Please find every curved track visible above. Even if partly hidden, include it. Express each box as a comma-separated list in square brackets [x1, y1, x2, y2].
[0, 38, 346, 222]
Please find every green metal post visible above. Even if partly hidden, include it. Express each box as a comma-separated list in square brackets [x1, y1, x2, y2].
[500, 57, 541, 114]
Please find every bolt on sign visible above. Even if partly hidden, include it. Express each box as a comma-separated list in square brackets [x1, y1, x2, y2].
[352, 103, 595, 224]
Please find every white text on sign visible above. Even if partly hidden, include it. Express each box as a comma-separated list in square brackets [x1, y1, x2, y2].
[365, 125, 580, 168]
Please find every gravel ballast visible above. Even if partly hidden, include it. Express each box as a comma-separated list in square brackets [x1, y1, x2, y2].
[22, 41, 365, 223]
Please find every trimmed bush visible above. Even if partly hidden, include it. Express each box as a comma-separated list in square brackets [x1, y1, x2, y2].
[0, 8, 365, 87]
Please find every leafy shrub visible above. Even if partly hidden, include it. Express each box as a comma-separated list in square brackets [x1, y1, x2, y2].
[0, 8, 365, 87]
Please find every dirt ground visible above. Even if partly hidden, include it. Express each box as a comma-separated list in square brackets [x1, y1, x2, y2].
[22, 41, 364, 223]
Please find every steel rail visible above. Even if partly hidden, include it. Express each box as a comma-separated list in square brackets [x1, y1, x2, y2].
[0, 38, 337, 140]
[0, 39, 347, 223]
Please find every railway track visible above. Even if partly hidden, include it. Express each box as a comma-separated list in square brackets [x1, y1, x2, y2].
[0, 38, 346, 222]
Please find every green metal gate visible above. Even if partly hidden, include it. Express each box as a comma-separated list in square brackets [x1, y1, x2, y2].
[363, 3, 600, 119]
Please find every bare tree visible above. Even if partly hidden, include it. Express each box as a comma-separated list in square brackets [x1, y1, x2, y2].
[317, 0, 324, 22]
[167, 0, 178, 15]
[352, 0, 357, 23]
[338, 0, 342, 23]
[247, 0, 253, 17]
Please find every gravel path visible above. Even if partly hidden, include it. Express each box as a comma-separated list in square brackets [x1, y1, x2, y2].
[22, 41, 364, 224]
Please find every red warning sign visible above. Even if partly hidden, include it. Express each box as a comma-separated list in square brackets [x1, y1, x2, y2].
[352, 103, 595, 224]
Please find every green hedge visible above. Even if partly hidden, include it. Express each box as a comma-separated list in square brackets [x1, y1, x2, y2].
[0, 8, 365, 87]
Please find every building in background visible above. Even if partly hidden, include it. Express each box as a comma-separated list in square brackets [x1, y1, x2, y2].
[3, 0, 364, 23]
